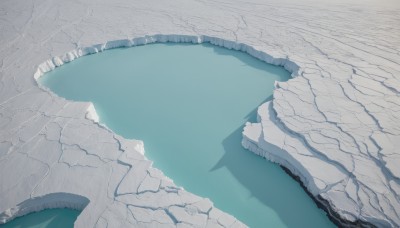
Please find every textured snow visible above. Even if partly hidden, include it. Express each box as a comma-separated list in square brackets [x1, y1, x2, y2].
[0, 0, 399, 227]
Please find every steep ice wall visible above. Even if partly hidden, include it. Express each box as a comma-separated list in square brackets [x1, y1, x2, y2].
[0, 0, 399, 227]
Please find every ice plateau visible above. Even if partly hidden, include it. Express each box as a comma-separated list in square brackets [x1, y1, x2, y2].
[0, 0, 399, 227]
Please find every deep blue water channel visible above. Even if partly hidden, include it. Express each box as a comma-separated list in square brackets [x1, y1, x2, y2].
[36, 43, 334, 227]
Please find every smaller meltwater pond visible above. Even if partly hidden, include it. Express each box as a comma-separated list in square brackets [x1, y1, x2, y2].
[0, 209, 80, 228]
[39, 43, 335, 228]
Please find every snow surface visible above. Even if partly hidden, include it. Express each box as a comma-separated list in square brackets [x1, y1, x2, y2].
[0, 0, 399, 227]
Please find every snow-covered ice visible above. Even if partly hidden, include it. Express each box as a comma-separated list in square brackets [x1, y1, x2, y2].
[0, 0, 399, 227]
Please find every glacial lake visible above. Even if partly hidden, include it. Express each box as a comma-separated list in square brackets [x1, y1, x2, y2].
[36, 43, 335, 227]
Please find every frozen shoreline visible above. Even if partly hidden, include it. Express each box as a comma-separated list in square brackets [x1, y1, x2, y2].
[33, 35, 300, 81]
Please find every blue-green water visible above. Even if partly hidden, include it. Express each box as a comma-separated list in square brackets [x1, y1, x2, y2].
[38, 43, 334, 228]
[0, 209, 80, 228]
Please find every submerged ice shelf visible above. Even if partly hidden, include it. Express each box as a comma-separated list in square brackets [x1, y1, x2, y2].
[0, 0, 399, 227]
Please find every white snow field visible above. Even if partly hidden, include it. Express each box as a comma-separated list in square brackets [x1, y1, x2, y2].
[0, 0, 399, 227]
